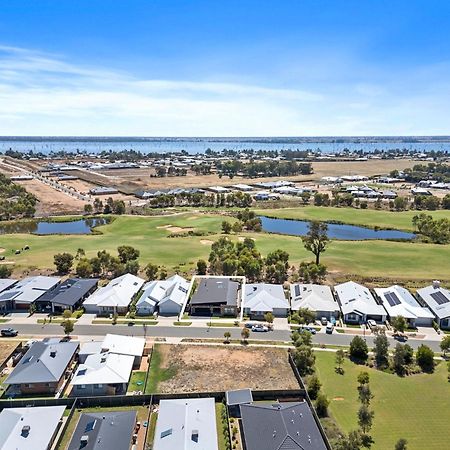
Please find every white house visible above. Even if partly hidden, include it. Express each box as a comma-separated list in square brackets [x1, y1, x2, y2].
[416, 283, 450, 330]
[290, 284, 340, 320]
[153, 398, 218, 450]
[243, 283, 289, 318]
[374, 285, 434, 327]
[83, 273, 145, 315]
[137, 275, 189, 316]
[334, 281, 386, 324]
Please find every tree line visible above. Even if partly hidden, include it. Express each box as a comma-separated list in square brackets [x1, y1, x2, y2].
[0, 174, 36, 220]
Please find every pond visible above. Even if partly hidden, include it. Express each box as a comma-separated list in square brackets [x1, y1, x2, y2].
[259, 216, 416, 241]
[0, 217, 108, 235]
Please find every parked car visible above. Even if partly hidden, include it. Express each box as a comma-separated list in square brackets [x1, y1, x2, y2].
[252, 324, 269, 332]
[299, 326, 316, 335]
[367, 319, 377, 329]
[245, 322, 257, 329]
[321, 317, 328, 326]
[1, 328, 18, 337]
[325, 323, 334, 334]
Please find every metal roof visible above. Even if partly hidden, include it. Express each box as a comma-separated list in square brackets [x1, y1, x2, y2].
[240, 402, 327, 450]
[417, 285, 450, 319]
[226, 388, 253, 406]
[5, 340, 79, 385]
[290, 284, 339, 313]
[67, 411, 136, 450]
[37, 278, 98, 307]
[191, 278, 239, 306]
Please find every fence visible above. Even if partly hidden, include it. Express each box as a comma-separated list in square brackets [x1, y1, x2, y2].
[52, 398, 78, 450]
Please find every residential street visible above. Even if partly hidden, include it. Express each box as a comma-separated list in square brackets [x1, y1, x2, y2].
[5, 323, 444, 352]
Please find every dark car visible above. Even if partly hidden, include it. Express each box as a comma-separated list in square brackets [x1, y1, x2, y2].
[298, 326, 316, 335]
[1, 328, 18, 337]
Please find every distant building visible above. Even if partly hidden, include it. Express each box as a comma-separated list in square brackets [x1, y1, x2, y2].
[0, 405, 66, 450]
[190, 277, 240, 317]
[89, 186, 119, 195]
[67, 410, 137, 450]
[153, 398, 218, 450]
[240, 401, 328, 450]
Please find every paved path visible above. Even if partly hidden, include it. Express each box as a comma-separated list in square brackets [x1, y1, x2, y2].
[5, 323, 444, 352]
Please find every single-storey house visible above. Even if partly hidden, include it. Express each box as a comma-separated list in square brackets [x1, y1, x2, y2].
[416, 283, 450, 330]
[67, 410, 137, 450]
[334, 281, 386, 324]
[0, 276, 61, 310]
[71, 352, 134, 396]
[0, 405, 66, 450]
[374, 285, 434, 327]
[190, 277, 240, 317]
[34, 278, 99, 313]
[239, 401, 327, 450]
[290, 283, 340, 320]
[153, 398, 218, 450]
[4, 339, 79, 395]
[0, 278, 18, 312]
[137, 275, 189, 316]
[243, 283, 289, 318]
[83, 273, 145, 315]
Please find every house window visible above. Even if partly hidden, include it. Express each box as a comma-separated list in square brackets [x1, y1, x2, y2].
[95, 384, 103, 388]
[45, 383, 50, 387]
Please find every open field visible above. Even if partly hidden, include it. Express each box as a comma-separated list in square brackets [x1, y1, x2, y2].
[315, 351, 450, 450]
[255, 206, 450, 232]
[148, 344, 298, 393]
[3, 212, 450, 283]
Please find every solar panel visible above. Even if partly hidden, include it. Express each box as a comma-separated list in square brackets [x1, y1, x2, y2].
[77, 369, 87, 376]
[294, 285, 300, 297]
[0, 291, 19, 301]
[385, 292, 401, 307]
[430, 291, 450, 305]
[85, 419, 97, 432]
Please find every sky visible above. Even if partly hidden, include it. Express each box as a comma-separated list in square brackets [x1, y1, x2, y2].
[0, 0, 449, 136]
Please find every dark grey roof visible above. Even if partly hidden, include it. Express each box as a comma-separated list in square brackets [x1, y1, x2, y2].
[240, 402, 327, 450]
[5, 340, 79, 385]
[226, 388, 253, 406]
[191, 278, 239, 306]
[67, 411, 136, 450]
[37, 278, 99, 307]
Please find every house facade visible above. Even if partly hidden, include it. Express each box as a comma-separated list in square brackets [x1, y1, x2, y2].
[243, 283, 289, 318]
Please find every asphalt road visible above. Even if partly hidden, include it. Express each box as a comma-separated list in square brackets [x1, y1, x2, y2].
[6, 323, 443, 352]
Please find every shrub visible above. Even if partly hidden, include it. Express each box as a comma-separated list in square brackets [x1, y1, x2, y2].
[349, 336, 369, 361]
[416, 344, 435, 372]
[315, 393, 329, 417]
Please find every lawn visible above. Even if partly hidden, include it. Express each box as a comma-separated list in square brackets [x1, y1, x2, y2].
[145, 344, 178, 393]
[254, 206, 450, 232]
[3, 211, 450, 282]
[127, 371, 146, 392]
[314, 351, 450, 450]
[215, 403, 229, 450]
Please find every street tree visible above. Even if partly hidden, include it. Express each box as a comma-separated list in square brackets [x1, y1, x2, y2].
[335, 349, 345, 374]
[224, 331, 231, 344]
[350, 336, 369, 361]
[302, 221, 329, 264]
[416, 344, 435, 372]
[373, 334, 389, 368]
[241, 327, 250, 344]
[440, 335, 450, 356]
[391, 316, 407, 334]
[61, 319, 74, 336]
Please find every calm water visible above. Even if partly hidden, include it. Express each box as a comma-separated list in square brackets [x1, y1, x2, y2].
[0, 218, 108, 235]
[260, 216, 415, 241]
[1, 137, 450, 154]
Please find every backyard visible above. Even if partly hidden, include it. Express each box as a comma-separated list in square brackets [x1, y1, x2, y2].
[147, 343, 298, 393]
[314, 351, 450, 450]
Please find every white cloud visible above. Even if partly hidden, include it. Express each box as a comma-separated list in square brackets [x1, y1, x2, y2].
[0, 45, 449, 136]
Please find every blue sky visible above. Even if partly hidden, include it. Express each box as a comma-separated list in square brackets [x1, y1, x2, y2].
[0, 0, 449, 136]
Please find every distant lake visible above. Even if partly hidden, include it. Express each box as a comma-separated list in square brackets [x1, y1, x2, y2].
[0, 218, 108, 235]
[1, 137, 450, 154]
[259, 216, 415, 241]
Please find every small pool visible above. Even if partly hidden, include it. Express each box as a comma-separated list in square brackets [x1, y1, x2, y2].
[0, 218, 108, 235]
[259, 216, 415, 241]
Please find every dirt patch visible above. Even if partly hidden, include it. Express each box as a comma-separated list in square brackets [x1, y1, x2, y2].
[200, 239, 214, 245]
[238, 236, 254, 242]
[333, 397, 345, 401]
[154, 344, 298, 393]
[156, 225, 194, 233]
[0, 248, 4, 253]
[0, 342, 18, 366]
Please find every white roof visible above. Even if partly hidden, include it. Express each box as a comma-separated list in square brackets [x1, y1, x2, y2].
[335, 281, 385, 317]
[0, 405, 65, 450]
[71, 352, 134, 385]
[154, 398, 218, 450]
[290, 284, 339, 313]
[83, 273, 145, 308]
[1, 276, 60, 304]
[244, 284, 289, 312]
[101, 334, 145, 357]
[417, 285, 450, 319]
[0, 279, 17, 293]
[374, 285, 434, 321]
[138, 275, 189, 308]
[231, 184, 254, 191]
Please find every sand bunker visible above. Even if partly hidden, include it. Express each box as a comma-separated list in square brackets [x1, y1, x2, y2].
[157, 225, 194, 233]
[0, 248, 5, 253]
[200, 239, 214, 245]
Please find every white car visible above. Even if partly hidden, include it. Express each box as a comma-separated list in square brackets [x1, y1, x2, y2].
[325, 323, 334, 334]
[252, 324, 269, 332]
[367, 320, 377, 329]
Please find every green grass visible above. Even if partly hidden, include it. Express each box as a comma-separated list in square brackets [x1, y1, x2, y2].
[92, 319, 158, 325]
[37, 318, 77, 324]
[215, 403, 229, 450]
[254, 206, 450, 232]
[0, 319, 10, 323]
[173, 321, 192, 326]
[146, 411, 158, 446]
[209, 322, 239, 327]
[4, 211, 450, 282]
[315, 352, 450, 450]
[146, 344, 177, 393]
[127, 371, 146, 392]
